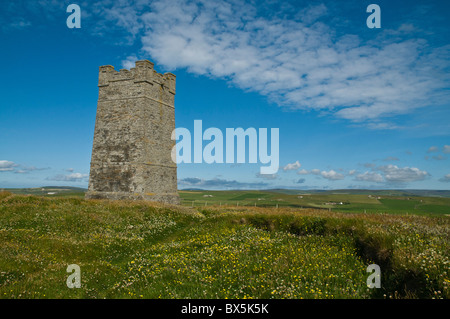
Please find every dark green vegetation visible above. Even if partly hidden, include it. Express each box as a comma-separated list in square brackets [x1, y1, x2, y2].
[0, 191, 448, 299]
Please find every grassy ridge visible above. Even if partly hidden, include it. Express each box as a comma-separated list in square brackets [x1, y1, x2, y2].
[0, 192, 448, 299]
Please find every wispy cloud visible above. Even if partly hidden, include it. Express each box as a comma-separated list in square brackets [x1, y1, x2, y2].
[320, 170, 344, 181]
[355, 171, 384, 183]
[294, 168, 345, 181]
[439, 174, 450, 183]
[14, 166, 50, 174]
[178, 177, 269, 189]
[123, 0, 449, 127]
[0, 160, 51, 174]
[378, 165, 429, 183]
[7, 18, 31, 30]
[283, 160, 301, 171]
[427, 146, 439, 153]
[431, 155, 447, 161]
[4, 0, 450, 129]
[0, 160, 17, 172]
[297, 169, 309, 175]
[0, 1, 61, 32]
[46, 172, 88, 182]
[424, 145, 449, 160]
[299, 163, 431, 184]
[121, 55, 139, 69]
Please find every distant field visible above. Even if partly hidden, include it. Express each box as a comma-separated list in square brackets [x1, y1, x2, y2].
[0, 192, 448, 299]
[2, 187, 449, 216]
[179, 190, 450, 216]
[3, 187, 86, 198]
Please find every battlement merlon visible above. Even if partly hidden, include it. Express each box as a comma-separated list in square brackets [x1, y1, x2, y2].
[98, 60, 176, 94]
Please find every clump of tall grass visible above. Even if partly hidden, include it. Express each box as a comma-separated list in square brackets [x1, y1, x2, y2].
[0, 191, 12, 200]
[212, 207, 449, 299]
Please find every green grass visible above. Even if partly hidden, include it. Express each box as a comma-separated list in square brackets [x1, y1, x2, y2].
[0, 191, 448, 299]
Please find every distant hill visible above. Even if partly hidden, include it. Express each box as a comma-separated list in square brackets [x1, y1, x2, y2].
[2, 186, 87, 197]
[267, 189, 450, 198]
[3, 186, 450, 199]
[41, 186, 87, 191]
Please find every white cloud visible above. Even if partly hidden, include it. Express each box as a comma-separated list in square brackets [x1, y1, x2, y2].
[443, 145, 450, 154]
[311, 169, 321, 175]
[0, 160, 17, 172]
[320, 170, 344, 181]
[297, 169, 309, 175]
[427, 146, 439, 153]
[47, 173, 88, 182]
[130, 0, 449, 125]
[432, 155, 447, 161]
[348, 169, 356, 175]
[121, 55, 139, 70]
[0, 161, 50, 174]
[355, 171, 384, 183]
[5, 1, 450, 128]
[21, 166, 49, 173]
[439, 174, 450, 183]
[378, 165, 429, 183]
[283, 160, 301, 171]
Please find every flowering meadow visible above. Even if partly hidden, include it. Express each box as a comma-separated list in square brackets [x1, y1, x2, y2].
[0, 192, 448, 299]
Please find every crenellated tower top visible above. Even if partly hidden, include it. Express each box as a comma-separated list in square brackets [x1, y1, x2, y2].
[98, 60, 176, 95]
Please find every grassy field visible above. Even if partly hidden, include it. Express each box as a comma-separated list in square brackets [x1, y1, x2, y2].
[5, 187, 450, 216]
[3, 186, 87, 198]
[179, 190, 450, 216]
[0, 191, 448, 299]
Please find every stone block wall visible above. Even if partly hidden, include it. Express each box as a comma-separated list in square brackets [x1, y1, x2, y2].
[85, 60, 180, 204]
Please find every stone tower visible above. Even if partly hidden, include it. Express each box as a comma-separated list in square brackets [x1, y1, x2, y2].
[85, 60, 180, 204]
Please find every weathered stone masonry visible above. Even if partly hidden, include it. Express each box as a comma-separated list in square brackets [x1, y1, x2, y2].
[85, 60, 180, 204]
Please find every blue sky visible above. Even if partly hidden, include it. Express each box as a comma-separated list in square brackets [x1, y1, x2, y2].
[0, 0, 449, 190]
